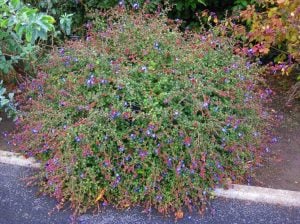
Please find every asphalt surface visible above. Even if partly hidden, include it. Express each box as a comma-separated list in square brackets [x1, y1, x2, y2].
[1, 163, 300, 224]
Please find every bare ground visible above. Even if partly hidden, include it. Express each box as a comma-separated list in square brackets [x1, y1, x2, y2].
[253, 95, 300, 191]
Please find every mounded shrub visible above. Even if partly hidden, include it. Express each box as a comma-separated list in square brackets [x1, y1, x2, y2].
[13, 8, 267, 217]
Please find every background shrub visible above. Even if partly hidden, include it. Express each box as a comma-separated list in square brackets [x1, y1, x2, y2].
[0, 80, 16, 121]
[0, 0, 55, 77]
[239, 0, 300, 75]
[24, 0, 252, 35]
[13, 8, 267, 217]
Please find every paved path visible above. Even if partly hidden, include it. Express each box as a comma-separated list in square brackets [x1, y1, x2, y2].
[1, 163, 300, 224]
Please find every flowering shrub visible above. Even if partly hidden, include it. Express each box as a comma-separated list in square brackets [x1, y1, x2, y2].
[13, 8, 267, 218]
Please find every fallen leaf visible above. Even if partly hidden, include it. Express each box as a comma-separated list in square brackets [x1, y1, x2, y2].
[95, 189, 105, 203]
[175, 210, 184, 219]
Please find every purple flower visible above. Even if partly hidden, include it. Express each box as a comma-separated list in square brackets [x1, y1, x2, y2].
[118, 146, 125, 152]
[112, 174, 121, 188]
[237, 74, 245, 81]
[141, 66, 147, 72]
[246, 61, 251, 69]
[132, 2, 139, 10]
[146, 129, 152, 136]
[202, 101, 209, 109]
[2, 131, 8, 137]
[86, 75, 95, 87]
[130, 133, 136, 140]
[167, 157, 172, 167]
[59, 101, 66, 107]
[167, 138, 173, 144]
[176, 166, 181, 174]
[118, 0, 125, 7]
[100, 79, 108, 84]
[88, 63, 94, 71]
[138, 149, 148, 159]
[265, 88, 273, 96]
[110, 110, 121, 119]
[156, 195, 163, 201]
[75, 136, 81, 143]
[271, 137, 278, 143]
[32, 129, 38, 134]
[153, 41, 160, 50]
[58, 48, 64, 56]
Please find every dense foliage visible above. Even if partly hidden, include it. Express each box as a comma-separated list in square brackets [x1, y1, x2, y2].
[24, 0, 255, 34]
[239, 0, 300, 76]
[0, 0, 55, 76]
[0, 80, 16, 121]
[13, 9, 268, 217]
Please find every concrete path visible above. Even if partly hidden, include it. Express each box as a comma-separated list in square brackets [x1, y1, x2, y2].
[1, 162, 300, 224]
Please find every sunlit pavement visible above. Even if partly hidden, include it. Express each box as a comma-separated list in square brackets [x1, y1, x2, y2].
[1, 163, 300, 224]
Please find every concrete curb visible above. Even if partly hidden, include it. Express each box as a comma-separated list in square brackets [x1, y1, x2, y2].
[0, 150, 40, 168]
[214, 184, 300, 207]
[1, 150, 300, 207]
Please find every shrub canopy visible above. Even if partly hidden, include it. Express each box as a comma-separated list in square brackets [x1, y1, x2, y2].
[14, 8, 266, 217]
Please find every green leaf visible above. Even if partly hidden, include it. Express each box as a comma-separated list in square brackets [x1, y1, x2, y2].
[25, 28, 33, 42]
[0, 98, 9, 107]
[10, 0, 20, 8]
[198, 0, 207, 6]
[15, 23, 24, 38]
[0, 19, 8, 28]
[41, 15, 55, 24]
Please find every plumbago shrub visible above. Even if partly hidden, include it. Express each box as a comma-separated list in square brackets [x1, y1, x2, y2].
[13, 8, 268, 217]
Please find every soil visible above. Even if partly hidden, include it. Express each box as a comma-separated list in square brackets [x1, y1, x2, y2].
[252, 95, 300, 192]
[0, 112, 14, 152]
